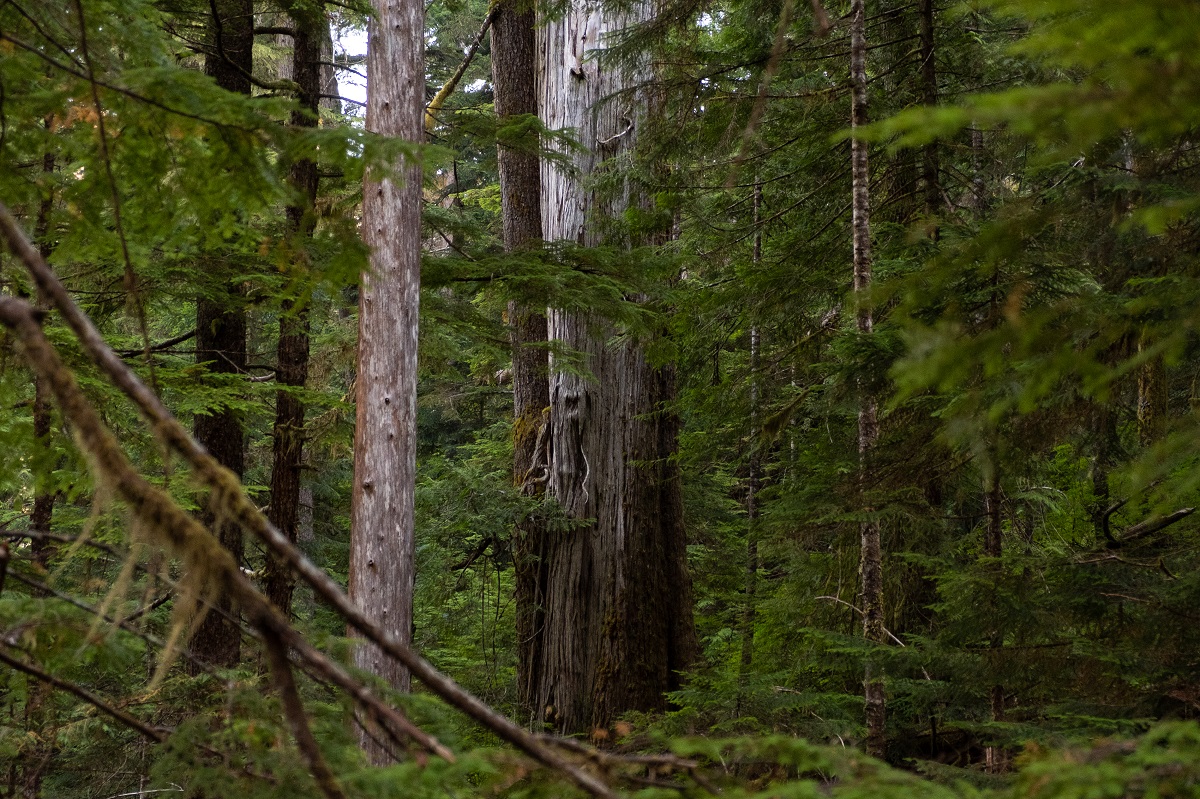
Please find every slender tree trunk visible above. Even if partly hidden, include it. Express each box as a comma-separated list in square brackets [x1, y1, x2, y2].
[492, 0, 550, 721]
[919, 0, 940, 221]
[739, 327, 760, 683]
[18, 147, 59, 799]
[535, 0, 698, 734]
[30, 149, 56, 568]
[983, 465, 1006, 772]
[191, 0, 252, 670]
[350, 0, 424, 763]
[1137, 332, 1166, 446]
[739, 186, 763, 694]
[265, 6, 322, 617]
[851, 0, 886, 761]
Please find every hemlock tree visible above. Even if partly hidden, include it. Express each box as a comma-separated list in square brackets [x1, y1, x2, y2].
[533, 0, 698, 734]
[490, 0, 550, 720]
[191, 0, 253, 670]
[264, 2, 325, 617]
[350, 0, 425, 763]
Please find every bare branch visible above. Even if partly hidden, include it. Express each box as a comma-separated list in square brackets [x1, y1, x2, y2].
[0, 644, 168, 742]
[1117, 508, 1194, 545]
[0, 292, 452, 766]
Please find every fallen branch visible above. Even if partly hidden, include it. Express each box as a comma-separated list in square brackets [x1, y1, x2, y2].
[424, 3, 498, 132]
[1116, 508, 1194, 546]
[262, 628, 348, 799]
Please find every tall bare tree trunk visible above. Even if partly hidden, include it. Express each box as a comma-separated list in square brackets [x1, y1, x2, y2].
[350, 0, 424, 764]
[192, 0, 252, 670]
[30, 149, 57, 568]
[918, 0, 940, 221]
[492, 0, 550, 721]
[265, 5, 323, 616]
[983, 464, 1006, 772]
[739, 185, 763, 695]
[534, 0, 698, 734]
[851, 0, 886, 761]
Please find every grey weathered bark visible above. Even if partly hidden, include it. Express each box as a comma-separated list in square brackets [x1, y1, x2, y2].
[350, 0, 424, 764]
[850, 0, 886, 761]
[535, 0, 698, 734]
[265, 5, 322, 617]
[491, 0, 550, 720]
[191, 0, 252, 671]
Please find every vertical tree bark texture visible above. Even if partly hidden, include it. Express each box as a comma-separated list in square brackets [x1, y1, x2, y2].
[492, 0, 550, 719]
[536, 0, 698, 734]
[1137, 331, 1166, 446]
[265, 6, 322, 616]
[919, 0, 940, 220]
[350, 0, 424, 764]
[191, 0, 252, 671]
[850, 0, 886, 761]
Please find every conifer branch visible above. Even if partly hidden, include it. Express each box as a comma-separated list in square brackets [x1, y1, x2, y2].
[0, 32, 259, 131]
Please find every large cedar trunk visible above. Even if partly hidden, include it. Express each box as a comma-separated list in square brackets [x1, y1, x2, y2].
[534, 0, 698, 735]
[265, 7, 322, 616]
[491, 0, 550, 719]
[191, 0, 252, 670]
[350, 0, 424, 764]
